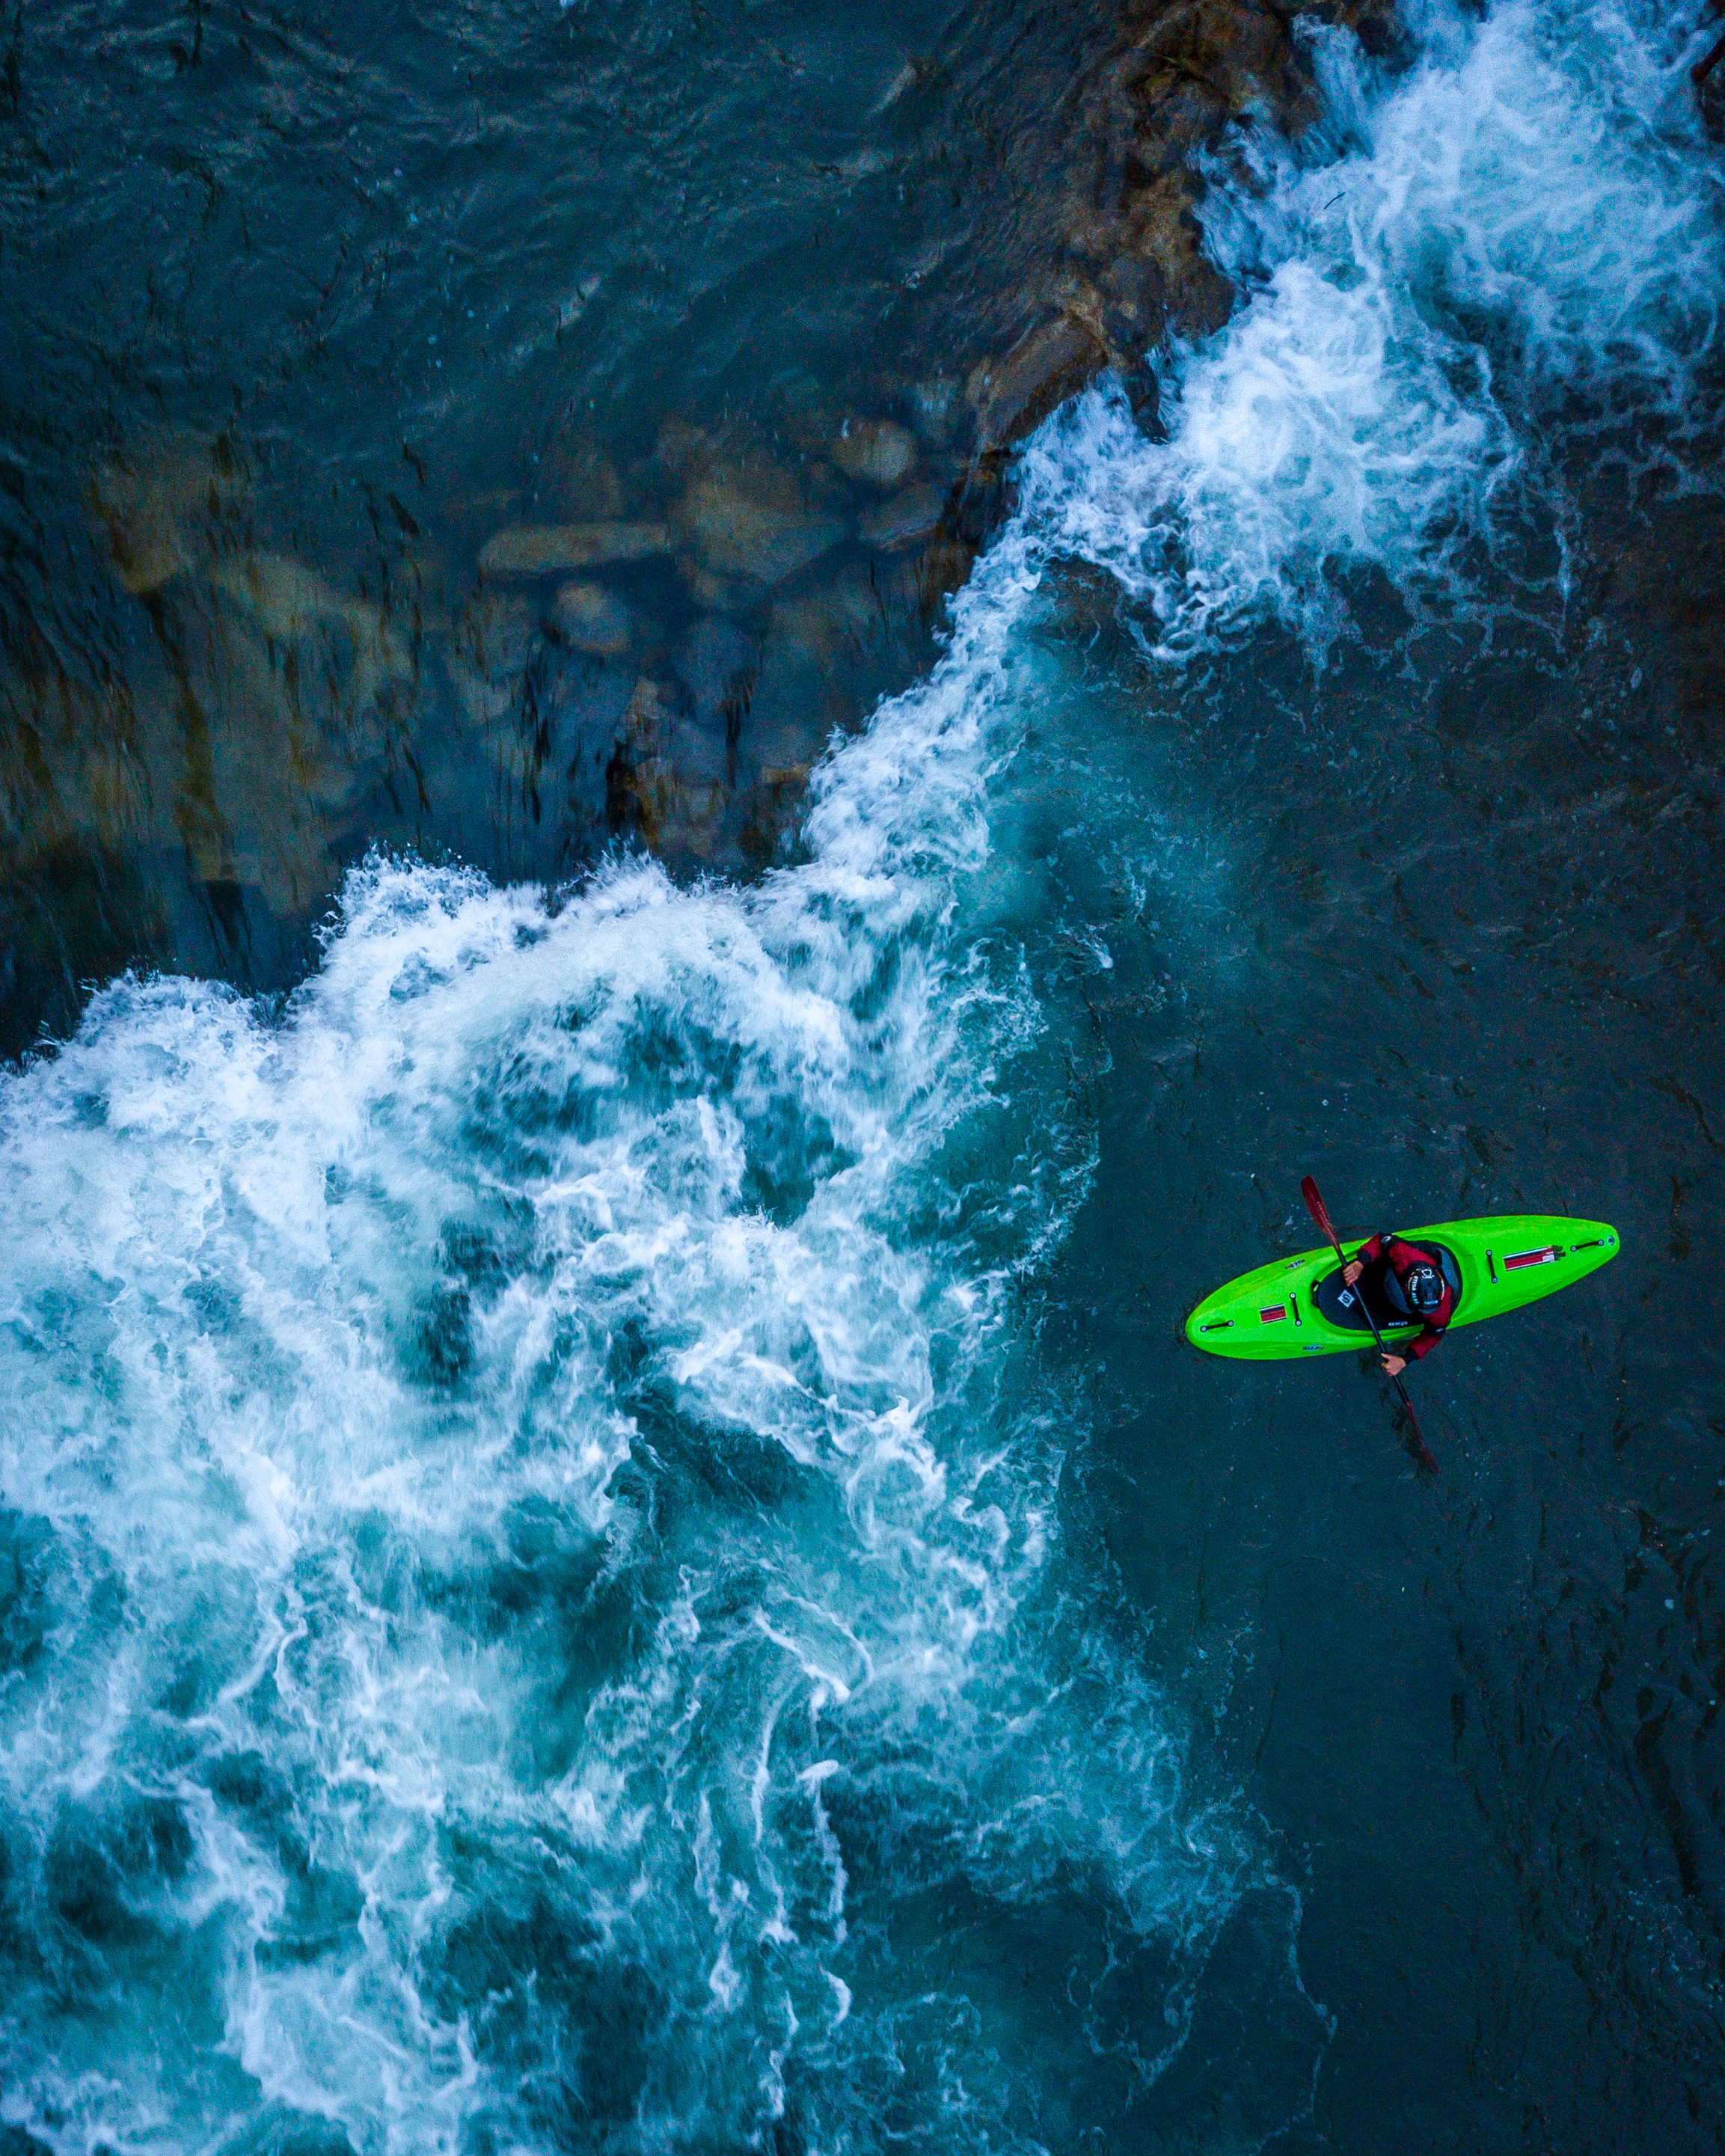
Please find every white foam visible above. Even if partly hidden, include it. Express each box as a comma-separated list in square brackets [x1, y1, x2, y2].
[0, 505, 1254, 2154]
[1026, 0, 1724, 649]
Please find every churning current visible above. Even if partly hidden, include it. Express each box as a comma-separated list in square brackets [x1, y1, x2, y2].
[1, 2, 1720, 2152]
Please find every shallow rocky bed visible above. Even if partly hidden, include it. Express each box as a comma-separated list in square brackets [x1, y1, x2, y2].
[1, 0, 1395, 1053]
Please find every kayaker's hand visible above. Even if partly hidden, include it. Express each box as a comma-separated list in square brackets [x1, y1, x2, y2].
[1343, 1260, 1364, 1286]
[1381, 1352, 1407, 1376]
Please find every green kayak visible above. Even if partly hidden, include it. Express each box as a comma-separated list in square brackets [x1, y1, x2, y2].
[1185, 1214, 1620, 1362]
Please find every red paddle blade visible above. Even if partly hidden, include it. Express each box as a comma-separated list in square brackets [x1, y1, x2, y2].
[1300, 1175, 1338, 1246]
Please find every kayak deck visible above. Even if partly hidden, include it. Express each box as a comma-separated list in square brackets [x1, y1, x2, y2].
[1185, 1214, 1619, 1361]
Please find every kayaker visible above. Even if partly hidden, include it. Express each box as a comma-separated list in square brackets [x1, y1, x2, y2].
[1342, 1231, 1455, 1375]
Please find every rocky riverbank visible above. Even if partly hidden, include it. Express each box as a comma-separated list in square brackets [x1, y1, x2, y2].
[1, 0, 1396, 1053]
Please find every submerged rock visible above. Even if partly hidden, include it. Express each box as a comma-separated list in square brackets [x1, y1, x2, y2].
[448, 592, 537, 735]
[860, 484, 946, 554]
[664, 715, 729, 786]
[1043, 0, 1408, 371]
[831, 418, 919, 490]
[733, 647, 831, 794]
[677, 465, 845, 588]
[91, 477, 193, 595]
[545, 580, 631, 655]
[908, 378, 962, 447]
[678, 560, 769, 616]
[772, 575, 880, 666]
[478, 522, 672, 575]
[678, 616, 759, 730]
[915, 0, 1404, 480]
[656, 417, 712, 484]
[88, 431, 251, 596]
[967, 318, 1108, 450]
[215, 551, 366, 637]
[533, 654, 636, 796]
[539, 433, 626, 521]
[211, 551, 411, 714]
[603, 676, 726, 859]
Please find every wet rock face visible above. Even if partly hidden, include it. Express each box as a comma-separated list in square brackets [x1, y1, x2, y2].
[908, 0, 1406, 454]
[967, 322, 1109, 453]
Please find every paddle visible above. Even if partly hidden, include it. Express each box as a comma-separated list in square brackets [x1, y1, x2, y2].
[1301, 1175, 1438, 1473]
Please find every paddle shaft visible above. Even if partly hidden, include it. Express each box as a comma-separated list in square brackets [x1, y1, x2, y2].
[1300, 1176, 1436, 1471]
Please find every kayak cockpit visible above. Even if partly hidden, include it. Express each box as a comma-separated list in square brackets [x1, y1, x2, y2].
[1311, 1243, 1463, 1332]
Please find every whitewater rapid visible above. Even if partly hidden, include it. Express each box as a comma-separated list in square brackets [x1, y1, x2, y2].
[1035, 0, 1721, 652]
[0, 467, 1263, 2156]
[0, 2, 1718, 2152]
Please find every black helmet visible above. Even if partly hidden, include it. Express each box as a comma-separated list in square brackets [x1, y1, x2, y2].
[1403, 1262, 1444, 1314]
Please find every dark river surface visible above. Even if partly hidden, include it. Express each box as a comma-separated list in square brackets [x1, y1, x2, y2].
[2, 1, 1724, 2153]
